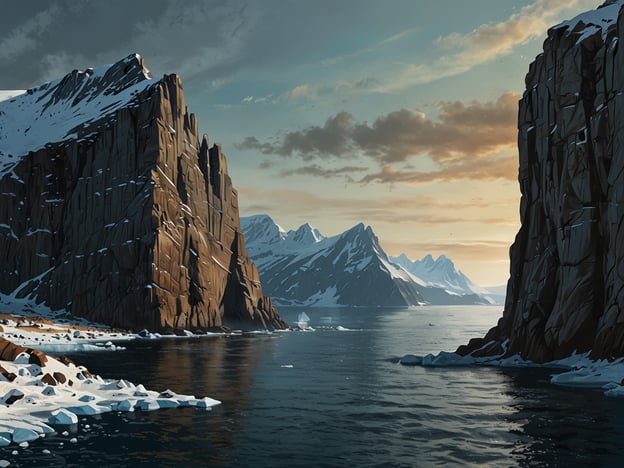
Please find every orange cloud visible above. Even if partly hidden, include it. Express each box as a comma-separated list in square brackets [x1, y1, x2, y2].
[375, 0, 599, 91]
[238, 92, 520, 183]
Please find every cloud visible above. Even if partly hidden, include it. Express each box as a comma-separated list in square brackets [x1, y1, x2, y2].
[242, 95, 254, 102]
[321, 27, 418, 67]
[237, 111, 355, 160]
[0, 5, 60, 61]
[375, 0, 599, 92]
[279, 164, 368, 181]
[0, 0, 261, 88]
[288, 84, 312, 100]
[239, 92, 519, 183]
[358, 155, 517, 184]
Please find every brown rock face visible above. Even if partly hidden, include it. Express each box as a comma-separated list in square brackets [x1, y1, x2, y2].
[0, 54, 286, 332]
[458, 2, 624, 362]
[0, 337, 47, 366]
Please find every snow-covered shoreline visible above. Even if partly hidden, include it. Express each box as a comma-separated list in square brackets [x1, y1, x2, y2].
[399, 344, 624, 398]
[0, 338, 220, 448]
[0, 299, 224, 449]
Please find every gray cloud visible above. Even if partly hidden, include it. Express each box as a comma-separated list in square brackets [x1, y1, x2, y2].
[240, 93, 518, 163]
[0, 5, 60, 62]
[240, 92, 519, 183]
[0, 0, 421, 89]
[238, 112, 356, 160]
[279, 164, 368, 181]
[0, 0, 260, 88]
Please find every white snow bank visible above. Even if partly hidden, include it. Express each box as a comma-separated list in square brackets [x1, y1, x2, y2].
[0, 347, 220, 447]
[398, 346, 624, 398]
[0, 91, 25, 103]
[555, 0, 623, 43]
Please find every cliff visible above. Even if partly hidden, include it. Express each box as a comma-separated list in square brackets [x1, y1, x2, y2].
[458, 1, 624, 362]
[0, 54, 286, 332]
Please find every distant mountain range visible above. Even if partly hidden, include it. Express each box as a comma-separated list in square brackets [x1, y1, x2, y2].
[241, 214, 500, 307]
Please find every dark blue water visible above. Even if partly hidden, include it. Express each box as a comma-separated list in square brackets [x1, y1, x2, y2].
[3, 306, 624, 467]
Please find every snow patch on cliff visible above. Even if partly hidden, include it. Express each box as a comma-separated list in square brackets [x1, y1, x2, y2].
[0, 54, 154, 179]
[555, 0, 623, 43]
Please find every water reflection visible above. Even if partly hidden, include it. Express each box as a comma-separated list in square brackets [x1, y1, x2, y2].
[5, 307, 624, 466]
[499, 367, 624, 466]
[60, 334, 279, 466]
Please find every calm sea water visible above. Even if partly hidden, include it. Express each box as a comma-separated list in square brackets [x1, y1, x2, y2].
[3, 305, 624, 467]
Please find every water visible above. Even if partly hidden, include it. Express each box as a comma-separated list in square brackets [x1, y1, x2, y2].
[4, 305, 624, 466]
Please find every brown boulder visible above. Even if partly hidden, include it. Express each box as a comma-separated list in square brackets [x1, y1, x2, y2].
[41, 373, 57, 386]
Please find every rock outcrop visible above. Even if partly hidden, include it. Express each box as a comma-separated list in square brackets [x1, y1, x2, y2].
[0, 54, 286, 332]
[458, 1, 624, 362]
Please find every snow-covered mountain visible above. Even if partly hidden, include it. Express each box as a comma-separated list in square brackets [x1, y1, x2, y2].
[389, 253, 488, 297]
[240, 214, 494, 307]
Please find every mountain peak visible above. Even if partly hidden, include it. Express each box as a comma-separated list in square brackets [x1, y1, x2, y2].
[240, 214, 286, 245]
[0, 54, 158, 177]
[288, 222, 324, 245]
[389, 252, 487, 298]
[241, 216, 493, 307]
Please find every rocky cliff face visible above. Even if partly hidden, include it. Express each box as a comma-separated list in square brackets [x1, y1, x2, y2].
[0, 54, 286, 332]
[458, 1, 624, 362]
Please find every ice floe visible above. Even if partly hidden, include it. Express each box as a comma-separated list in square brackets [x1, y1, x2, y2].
[398, 345, 624, 398]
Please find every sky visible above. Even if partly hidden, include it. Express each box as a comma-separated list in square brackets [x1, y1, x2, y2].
[0, 0, 605, 286]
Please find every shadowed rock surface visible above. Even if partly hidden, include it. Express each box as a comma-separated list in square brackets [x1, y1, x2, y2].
[0, 54, 286, 332]
[458, 1, 624, 362]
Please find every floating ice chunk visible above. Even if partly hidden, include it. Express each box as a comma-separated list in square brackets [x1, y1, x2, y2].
[111, 399, 135, 412]
[136, 399, 160, 411]
[550, 358, 624, 388]
[133, 384, 148, 397]
[12, 428, 39, 443]
[191, 397, 221, 409]
[398, 354, 421, 366]
[67, 404, 104, 415]
[48, 409, 78, 425]
[156, 399, 178, 409]
[159, 389, 176, 398]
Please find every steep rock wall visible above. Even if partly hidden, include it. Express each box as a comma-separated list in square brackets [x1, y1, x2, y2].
[458, 1, 624, 362]
[0, 55, 286, 332]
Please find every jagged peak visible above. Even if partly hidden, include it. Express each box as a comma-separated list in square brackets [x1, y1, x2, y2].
[240, 214, 287, 244]
[288, 222, 324, 245]
[341, 222, 372, 239]
[0, 54, 159, 177]
[243, 213, 276, 224]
